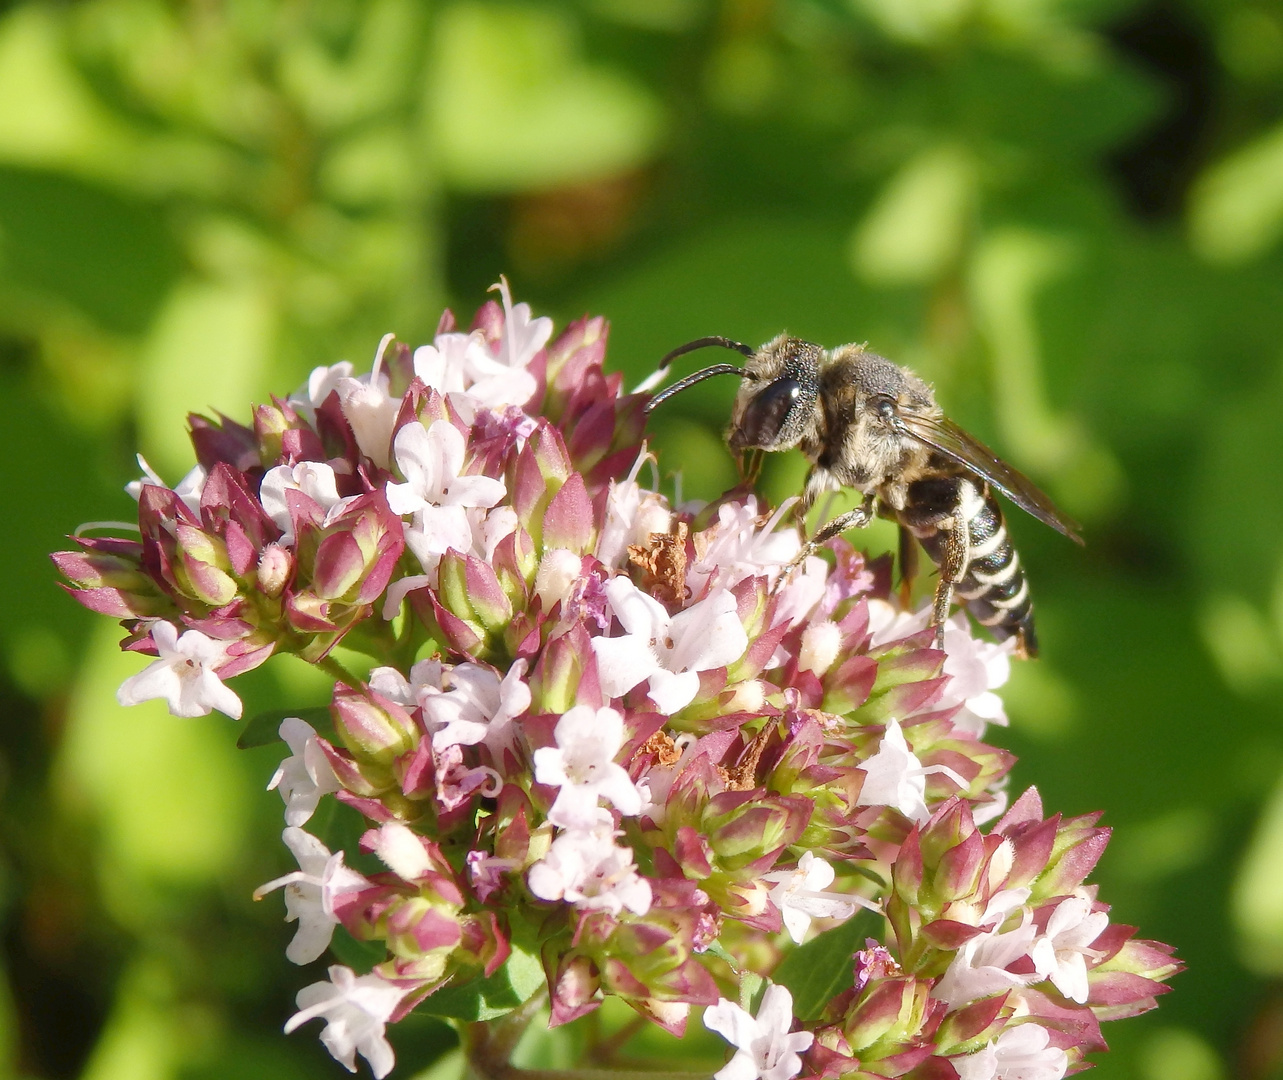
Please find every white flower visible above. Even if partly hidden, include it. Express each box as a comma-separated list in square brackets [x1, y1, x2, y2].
[368, 658, 444, 705]
[954, 1023, 1068, 1080]
[369, 821, 436, 881]
[335, 335, 401, 470]
[594, 451, 673, 568]
[527, 824, 653, 916]
[762, 852, 866, 944]
[411, 278, 547, 416]
[290, 360, 355, 419]
[386, 419, 506, 564]
[412, 330, 478, 397]
[126, 455, 207, 518]
[420, 659, 531, 753]
[491, 275, 553, 377]
[284, 965, 404, 1079]
[591, 577, 749, 715]
[686, 497, 801, 593]
[254, 828, 371, 965]
[534, 548, 587, 612]
[856, 718, 967, 823]
[116, 621, 242, 719]
[532, 705, 643, 828]
[259, 461, 355, 546]
[1029, 896, 1108, 1004]
[703, 983, 814, 1080]
[932, 916, 1039, 1008]
[268, 717, 342, 826]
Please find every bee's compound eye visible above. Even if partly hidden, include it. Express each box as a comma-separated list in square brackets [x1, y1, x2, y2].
[739, 377, 802, 446]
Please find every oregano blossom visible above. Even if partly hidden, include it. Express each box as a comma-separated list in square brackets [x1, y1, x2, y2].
[55, 283, 1179, 1080]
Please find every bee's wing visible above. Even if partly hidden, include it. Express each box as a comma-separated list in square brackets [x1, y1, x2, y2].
[892, 413, 1084, 544]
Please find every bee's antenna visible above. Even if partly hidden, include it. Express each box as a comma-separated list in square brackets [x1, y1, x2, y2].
[644, 363, 747, 413]
[642, 336, 754, 414]
[656, 336, 754, 373]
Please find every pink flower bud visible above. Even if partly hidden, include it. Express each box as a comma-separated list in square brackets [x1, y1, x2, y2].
[257, 543, 293, 597]
[331, 685, 420, 764]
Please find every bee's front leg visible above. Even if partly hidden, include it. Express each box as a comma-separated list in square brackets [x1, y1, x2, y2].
[929, 505, 971, 650]
[772, 487, 875, 598]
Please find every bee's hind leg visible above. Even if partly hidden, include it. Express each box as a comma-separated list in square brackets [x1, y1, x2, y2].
[898, 525, 919, 609]
[929, 507, 971, 651]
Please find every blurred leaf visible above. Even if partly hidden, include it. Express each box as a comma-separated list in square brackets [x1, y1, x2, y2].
[278, 0, 426, 130]
[772, 909, 875, 1021]
[137, 279, 277, 475]
[58, 622, 250, 900]
[0, 5, 141, 181]
[1188, 122, 1283, 264]
[430, 2, 663, 192]
[237, 706, 335, 750]
[1233, 774, 1283, 974]
[0, 167, 181, 333]
[853, 0, 970, 43]
[1137, 1027, 1226, 1080]
[850, 143, 976, 286]
[79, 959, 180, 1080]
[418, 944, 545, 1020]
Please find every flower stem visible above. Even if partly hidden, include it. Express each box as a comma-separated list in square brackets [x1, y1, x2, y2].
[318, 654, 362, 687]
[463, 993, 712, 1080]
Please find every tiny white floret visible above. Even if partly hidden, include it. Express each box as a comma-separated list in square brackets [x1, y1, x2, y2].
[703, 983, 814, 1080]
[285, 964, 405, 1079]
[116, 621, 243, 719]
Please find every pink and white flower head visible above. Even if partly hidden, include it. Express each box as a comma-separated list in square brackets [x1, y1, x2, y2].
[55, 282, 1180, 1080]
[116, 621, 243, 719]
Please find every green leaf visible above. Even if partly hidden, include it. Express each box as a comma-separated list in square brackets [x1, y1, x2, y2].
[237, 706, 333, 749]
[418, 945, 546, 1022]
[329, 927, 387, 972]
[772, 910, 877, 1022]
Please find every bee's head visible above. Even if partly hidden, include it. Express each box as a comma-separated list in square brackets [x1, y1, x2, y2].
[642, 333, 822, 451]
[727, 335, 823, 451]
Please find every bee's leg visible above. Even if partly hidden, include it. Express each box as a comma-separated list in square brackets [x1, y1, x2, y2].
[738, 447, 765, 486]
[929, 507, 971, 650]
[772, 492, 875, 597]
[898, 525, 919, 608]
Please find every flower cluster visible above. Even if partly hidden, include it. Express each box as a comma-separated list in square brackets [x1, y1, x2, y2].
[55, 282, 1179, 1080]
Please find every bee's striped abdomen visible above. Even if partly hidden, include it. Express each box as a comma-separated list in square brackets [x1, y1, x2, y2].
[953, 481, 1037, 657]
[903, 475, 1038, 657]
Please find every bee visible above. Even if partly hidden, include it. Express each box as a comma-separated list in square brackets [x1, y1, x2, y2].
[643, 334, 1082, 658]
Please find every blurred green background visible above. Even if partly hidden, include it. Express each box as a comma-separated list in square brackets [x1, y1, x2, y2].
[2, 0, 1282, 1076]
